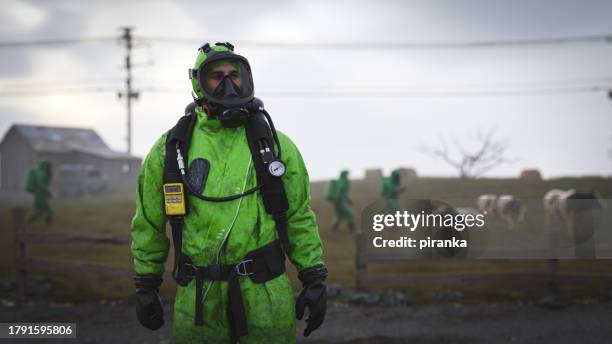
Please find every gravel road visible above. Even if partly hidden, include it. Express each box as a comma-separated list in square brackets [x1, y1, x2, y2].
[0, 300, 611, 343]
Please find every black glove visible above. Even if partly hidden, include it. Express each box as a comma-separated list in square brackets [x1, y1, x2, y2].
[296, 265, 328, 337]
[134, 274, 164, 330]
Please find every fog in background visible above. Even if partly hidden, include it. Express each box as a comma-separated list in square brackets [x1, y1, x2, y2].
[1, 0, 612, 181]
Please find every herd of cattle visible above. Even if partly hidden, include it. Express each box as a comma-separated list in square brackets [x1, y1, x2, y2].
[471, 189, 606, 229]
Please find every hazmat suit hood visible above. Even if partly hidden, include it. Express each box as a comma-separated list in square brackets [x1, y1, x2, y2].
[38, 159, 52, 168]
[190, 43, 254, 109]
[38, 159, 53, 176]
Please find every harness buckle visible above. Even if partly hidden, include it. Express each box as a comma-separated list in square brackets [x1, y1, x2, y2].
[183, 262, 197, 277]
[235, 259, 254, 276]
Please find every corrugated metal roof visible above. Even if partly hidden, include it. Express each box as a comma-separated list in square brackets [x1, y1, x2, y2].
[11, 124, 138, 160]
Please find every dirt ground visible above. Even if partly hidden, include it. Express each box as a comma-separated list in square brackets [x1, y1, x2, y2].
[0, 300, 611, 344]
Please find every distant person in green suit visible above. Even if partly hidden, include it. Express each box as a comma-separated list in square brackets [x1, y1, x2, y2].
[381, 168, 405, 210]
[329, 170, 354, 232]
[25, 159, 54, 224]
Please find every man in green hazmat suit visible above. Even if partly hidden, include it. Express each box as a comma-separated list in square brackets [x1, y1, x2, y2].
[380, 168, 405, 210]
[25, 159, 53, 224]
[332, 170, 354, 232]
[131, 42, 327, 343]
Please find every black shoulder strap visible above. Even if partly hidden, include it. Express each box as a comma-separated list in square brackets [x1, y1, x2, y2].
[245, 112, 292, 252]
[164, 111, 197, 285]
[164, 108, 197, 184]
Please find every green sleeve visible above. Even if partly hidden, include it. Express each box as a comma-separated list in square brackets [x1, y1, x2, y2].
[380, 178, 389, 196]
[130, 134, 170, 276]
[26, 170, 43, 194]
[280, 133, 325, 272]
[337, 178, 348, 200]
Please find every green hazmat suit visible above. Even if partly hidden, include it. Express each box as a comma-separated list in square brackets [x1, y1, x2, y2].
[26, 159, 53, 223]
[131, 105, 324, 343]
[380, 169, 404, 210]
[332, 170, 354, 231]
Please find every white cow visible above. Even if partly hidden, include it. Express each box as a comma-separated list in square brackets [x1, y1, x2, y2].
[543, 189, 605, 225]
[543, 189, 606, 259]
[476, 194, 497, 215]
[496, 195, 527, 227]
[543, 189, 576, 224]
[477, 194, 526, 228]
[456, 207, 480, 216]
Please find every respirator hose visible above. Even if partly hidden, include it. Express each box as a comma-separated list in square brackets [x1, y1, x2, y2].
[175, 142, 262, 202]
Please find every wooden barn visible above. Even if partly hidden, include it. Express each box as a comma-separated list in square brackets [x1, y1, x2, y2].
[0, 124, 141, 198]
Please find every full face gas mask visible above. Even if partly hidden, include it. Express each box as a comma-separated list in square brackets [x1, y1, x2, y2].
[189, 42, 256, 128]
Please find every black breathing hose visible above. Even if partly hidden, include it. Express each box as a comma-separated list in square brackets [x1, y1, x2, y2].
[261, 109, 282, 160]
[175, 142, 262, 202]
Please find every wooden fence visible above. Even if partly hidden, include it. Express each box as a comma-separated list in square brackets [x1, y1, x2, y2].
[354, 233, 612, 291]
[11, 207, 170, 296]
[11, 206, 611, 294]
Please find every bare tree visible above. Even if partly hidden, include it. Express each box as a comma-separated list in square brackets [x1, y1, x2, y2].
[420, 129, 516, 179]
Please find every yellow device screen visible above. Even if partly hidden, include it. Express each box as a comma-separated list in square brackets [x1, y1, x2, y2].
[163, 183, 186, 216]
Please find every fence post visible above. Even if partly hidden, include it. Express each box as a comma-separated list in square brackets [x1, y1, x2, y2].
[12, 208, 27, 298]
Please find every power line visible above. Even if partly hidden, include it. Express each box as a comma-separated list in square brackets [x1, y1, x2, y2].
[0, 78, 122, 89]
[136, 76, 612, 89]
[1, 84, 609, 98]
[140, 84, 612, 97]
[0, 86, 116, 97]
[2, 79, 611, 98]
[263, 86, 609, 97]
[139, 33, 612, 50]
[2, 76, 610, 93]
[2, 32, 611, 50]
[403, 77, 612, 89]
[0, 36, 116, 48]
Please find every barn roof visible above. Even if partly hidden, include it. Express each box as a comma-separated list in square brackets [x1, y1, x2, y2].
[8, 124, 138, 160]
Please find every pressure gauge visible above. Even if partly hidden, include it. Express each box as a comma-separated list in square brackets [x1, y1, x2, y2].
[268, 160, 286, 177]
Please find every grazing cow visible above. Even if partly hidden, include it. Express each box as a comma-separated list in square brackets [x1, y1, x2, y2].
[456, 207, 480, 216]
[477, 194, 526, 228]
[543, 189, 575, 224]
[543, 188, 605, 258]
[476, 194, 498, 215]
[543, 189, 605, 224]
[496, 195, 527, 227]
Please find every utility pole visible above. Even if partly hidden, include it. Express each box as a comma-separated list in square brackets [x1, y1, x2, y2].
[118, 27, 139, 155]
[608, 91, 612, 161]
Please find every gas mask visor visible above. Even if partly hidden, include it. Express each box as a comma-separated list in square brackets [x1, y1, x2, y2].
[198, 54, 254, 107]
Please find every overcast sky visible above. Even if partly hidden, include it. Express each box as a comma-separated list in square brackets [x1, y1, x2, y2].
[1, 0, 612, 180]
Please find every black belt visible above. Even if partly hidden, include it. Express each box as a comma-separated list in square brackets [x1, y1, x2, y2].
[181, 240, 286, 340]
